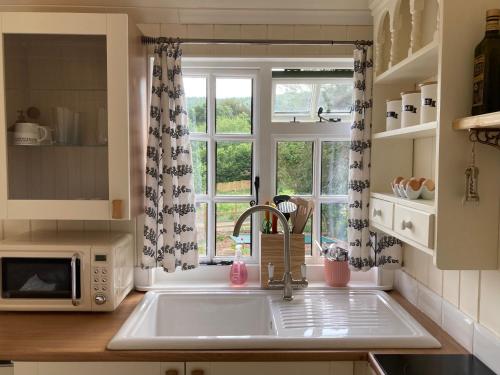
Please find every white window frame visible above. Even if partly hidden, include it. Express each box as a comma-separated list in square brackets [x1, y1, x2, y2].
[182, 57, 353, 266]
[271, 77, 353, 123]
[271, 133, 350, 265]
[185, 67, 260, 264]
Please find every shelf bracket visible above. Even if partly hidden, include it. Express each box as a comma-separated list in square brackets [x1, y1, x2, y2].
[468, 128, 500, 150]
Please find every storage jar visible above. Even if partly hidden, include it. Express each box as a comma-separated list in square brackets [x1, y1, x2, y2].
[401, 91, 421, 127]
[419, 81, 438, 123]
[386, 99, 402, 131]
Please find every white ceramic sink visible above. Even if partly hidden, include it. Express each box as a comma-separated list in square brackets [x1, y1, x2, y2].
[107, 290, 440, 350]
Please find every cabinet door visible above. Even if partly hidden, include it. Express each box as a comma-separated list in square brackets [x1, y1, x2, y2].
[0, 12, 134, 220]
[37, 362, 161, 375]
[186, 362, 332, 375]
[0, 363, 13, 375]
[160, 362, 185, 375]
[13, 362, 37, 375]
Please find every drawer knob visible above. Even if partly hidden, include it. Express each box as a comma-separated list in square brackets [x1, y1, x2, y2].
[192, 370, 205, 375]
[401, 220, 413, 230]
[165, 370, 179, 375]
[372, 208, 382, 217]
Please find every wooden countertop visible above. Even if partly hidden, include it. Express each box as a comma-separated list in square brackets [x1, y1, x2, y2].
[0, 291, 467, 362]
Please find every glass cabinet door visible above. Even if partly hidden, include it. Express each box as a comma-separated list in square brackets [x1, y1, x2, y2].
[4, 34, 109, 200]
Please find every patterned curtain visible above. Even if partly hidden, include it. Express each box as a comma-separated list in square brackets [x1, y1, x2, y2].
[142, 42, 198, 273]
[348, 45, 374, 271]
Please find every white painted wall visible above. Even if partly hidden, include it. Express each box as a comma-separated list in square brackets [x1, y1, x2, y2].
[138, 23, 372, 58]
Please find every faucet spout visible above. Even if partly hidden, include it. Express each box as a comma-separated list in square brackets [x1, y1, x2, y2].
[233, 204, 307, 301]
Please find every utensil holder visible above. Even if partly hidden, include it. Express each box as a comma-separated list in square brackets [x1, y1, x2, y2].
[324, 259, 350, 287]
[260, 233, 305, 288]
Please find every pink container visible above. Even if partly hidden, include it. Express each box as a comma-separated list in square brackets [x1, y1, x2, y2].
[324, 259, 351, 287]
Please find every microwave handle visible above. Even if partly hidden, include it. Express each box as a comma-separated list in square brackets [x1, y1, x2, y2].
[71, 254, 80, 306]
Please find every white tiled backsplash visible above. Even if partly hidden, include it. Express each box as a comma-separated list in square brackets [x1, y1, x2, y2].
[395, 268, 500, 373]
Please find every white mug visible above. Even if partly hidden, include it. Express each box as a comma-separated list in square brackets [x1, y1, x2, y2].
[13, 122, 49, 145]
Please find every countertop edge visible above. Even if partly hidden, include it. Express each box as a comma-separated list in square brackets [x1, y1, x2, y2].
[0, 290, 468, 362]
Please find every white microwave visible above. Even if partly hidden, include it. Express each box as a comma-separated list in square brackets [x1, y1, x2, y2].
[0, 231, 134, 311]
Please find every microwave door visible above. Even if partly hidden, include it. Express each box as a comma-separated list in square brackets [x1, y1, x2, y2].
[1, 256, 81, 302]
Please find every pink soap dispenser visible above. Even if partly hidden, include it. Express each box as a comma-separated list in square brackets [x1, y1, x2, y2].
[230, 245, 248, 285]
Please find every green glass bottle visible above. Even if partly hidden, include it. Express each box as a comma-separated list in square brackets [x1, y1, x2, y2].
[472, 9, 500, 116]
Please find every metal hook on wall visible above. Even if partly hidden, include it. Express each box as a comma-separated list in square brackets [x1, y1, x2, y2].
[468, 128, 500, 149]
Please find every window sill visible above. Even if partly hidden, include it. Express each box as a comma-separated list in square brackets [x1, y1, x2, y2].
[134, 264, 394, 291]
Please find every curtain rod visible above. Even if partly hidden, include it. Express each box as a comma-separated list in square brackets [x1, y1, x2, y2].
[141, 36, 373, 46]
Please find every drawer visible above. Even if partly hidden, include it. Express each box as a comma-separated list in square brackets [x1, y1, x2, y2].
[370, 198, 394, 229]
[394, 205, 435, 248]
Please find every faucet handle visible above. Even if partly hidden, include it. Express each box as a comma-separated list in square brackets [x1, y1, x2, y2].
[300, 263, 307, 280]
[268, 262, 274, 281]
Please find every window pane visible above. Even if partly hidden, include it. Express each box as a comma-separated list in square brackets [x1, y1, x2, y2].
[184, 77, 207, 133]
[321, 141, 349, 195]
[216, 141, 252, 196]
[318, 81, 353, 122]
[276, 141, 313, 195]
[303, 217, 313, 256]
[274, 83, 313, 114]
[318, 81, 353, 112]
[321, 203, 348, 245]
[191, 141, 207, 194]
[196, 202, 208, 257]
[216, 202, 251, 257]
[216, 78, 252, 134]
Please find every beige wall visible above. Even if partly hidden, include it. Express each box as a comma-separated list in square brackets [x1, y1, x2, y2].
[138, 23, 372, 57]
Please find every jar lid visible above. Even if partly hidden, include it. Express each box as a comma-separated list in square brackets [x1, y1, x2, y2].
[418, 81, 438, 87]
[486, 9, 500, 18]
[386, 98, 402, 102]
[400, 90, 420, 95]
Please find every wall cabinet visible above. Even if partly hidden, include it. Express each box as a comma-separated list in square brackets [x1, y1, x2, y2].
[370, 0, 500, 270]
[0, 12, 146, 220]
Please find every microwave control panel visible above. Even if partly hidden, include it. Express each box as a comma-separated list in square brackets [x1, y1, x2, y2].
[91, 251, 110, 308]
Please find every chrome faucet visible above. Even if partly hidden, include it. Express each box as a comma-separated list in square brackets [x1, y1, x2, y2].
[233, 204, 308, 301]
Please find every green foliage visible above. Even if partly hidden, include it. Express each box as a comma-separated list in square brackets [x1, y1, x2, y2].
[321, 203, 348, 242]
[186, 97, 207, 133]
[216, 142, 252, 185]
[321, 141, 349, 195]
[216, 97, 252, 134]
[191, 141, 207, 194]
[276, 141, 313, 195]
[274, 84, 312, 113]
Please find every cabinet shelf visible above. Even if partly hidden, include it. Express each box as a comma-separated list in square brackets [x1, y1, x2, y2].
[372, 122, 437, 140]
[452, 111, 500, 130]
[374, 41, 439, 85]
[370, 192, 435, 214]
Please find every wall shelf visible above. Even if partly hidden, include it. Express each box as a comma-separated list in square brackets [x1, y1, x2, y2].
[374, 40, 439, 85]
[372, 122, 437, 140]
[452, 111, 500, 130]
[371, 192, 435, 214]
[453, 112, 500, 149]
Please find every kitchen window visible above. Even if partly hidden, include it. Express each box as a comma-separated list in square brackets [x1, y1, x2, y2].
[271, 69, 353, 123]
[182, 60, 352, 265]
[185, 70, 258, 263]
